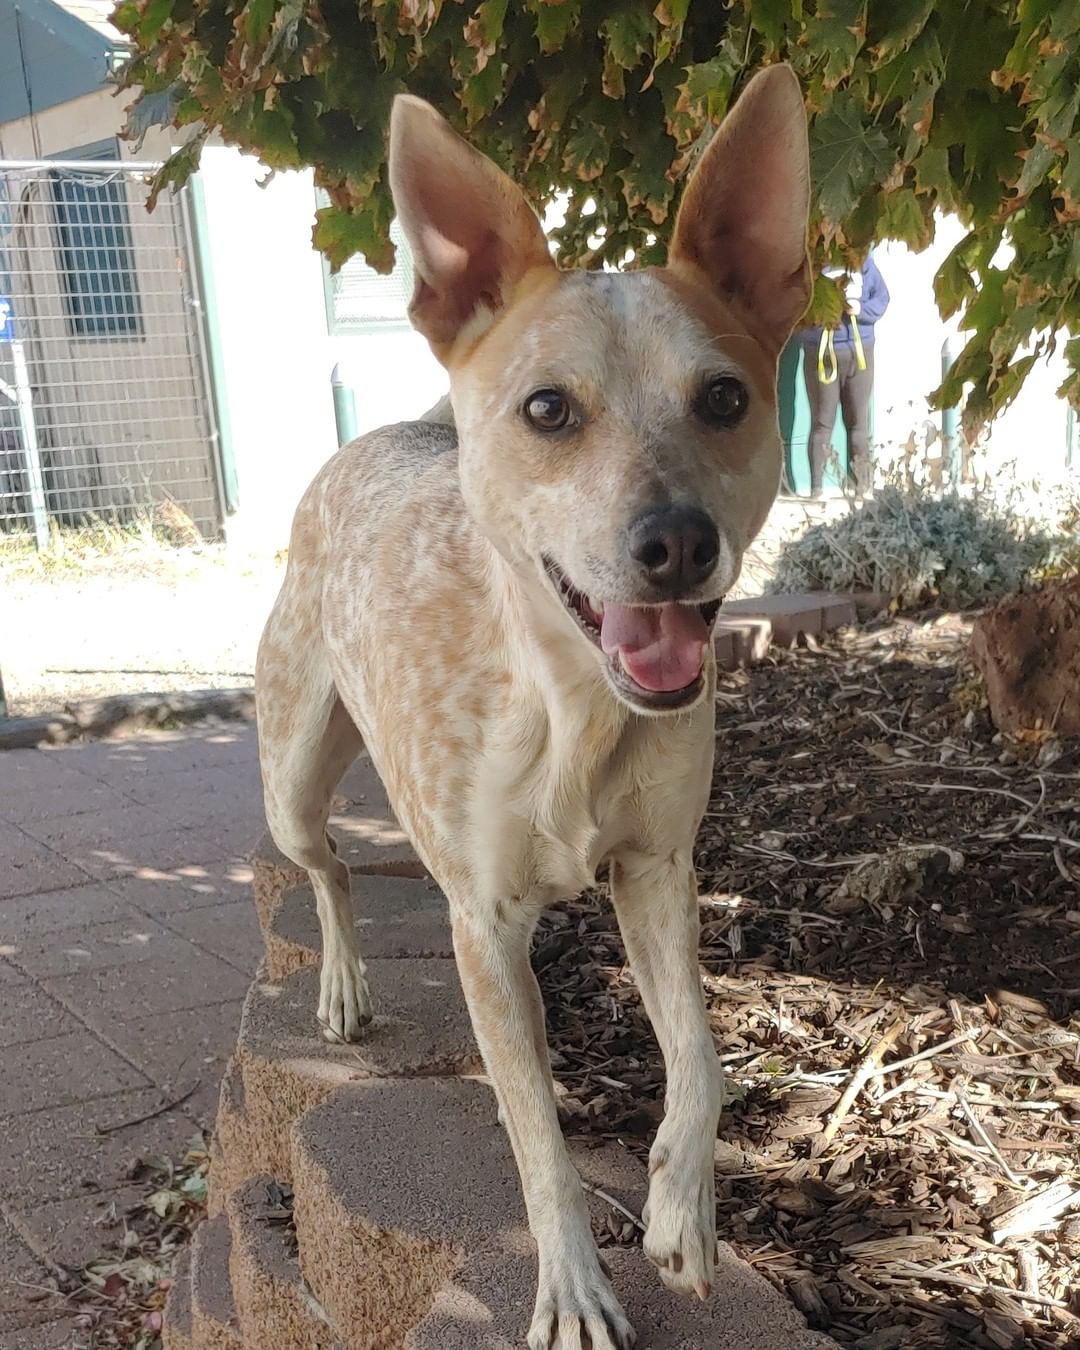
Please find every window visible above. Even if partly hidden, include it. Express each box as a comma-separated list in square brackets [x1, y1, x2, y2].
[50, 140, 142, 339]
[318, 192, 414, 333]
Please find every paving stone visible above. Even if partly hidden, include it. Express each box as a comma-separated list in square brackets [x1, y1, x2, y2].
[44, 945, 250, 1026]
[0, 1030, 149, 1117]
[16, 802, 173, 851]
[291, 1079, 837, 1350]
[60, 728, 258, 787]
[0, 747, 88, 799]
[105, 1001, 244, 1097]
[234, 963, 480, 1185]
[11, 915, 180, 978]
[164, 902, 264, 975]
[190, 1213, 242, 1350]
[0, 881, 142, 941]
[0, 775, 137, 824]
[0, 826, 91, 898]
[123, 762, 263, 816]
[0, 975, 79, 1048]
[52, 824, 234, 882]
[107, 859, 256, 916]
[265, 879, 453, 980]
[0, 1088, 196, 1205]
[0, 1217, 68, 1334]
[228, 1174, 341, 1349]
[19, 1184, 146, 1270]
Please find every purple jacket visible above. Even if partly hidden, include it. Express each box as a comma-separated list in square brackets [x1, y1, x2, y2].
[801, 256, 890, 351]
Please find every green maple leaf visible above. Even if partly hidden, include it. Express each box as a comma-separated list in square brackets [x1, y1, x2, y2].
[802, 0, 867, 89]
[878, 187, 932, 249]
[870, 0, 935, 66]
[811, 97, 894, 225]
[749, 0, 791, 49]
[313, 200, 395, 274]
[601, 5, 655, 71]
[563, 120, 610, 182]
[532, 0, 579, 53]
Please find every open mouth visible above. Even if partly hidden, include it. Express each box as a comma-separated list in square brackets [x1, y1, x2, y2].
[544, 559, 722, 712]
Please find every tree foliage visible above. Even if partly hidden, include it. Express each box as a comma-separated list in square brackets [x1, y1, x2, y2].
[114, 0, 1080, 428]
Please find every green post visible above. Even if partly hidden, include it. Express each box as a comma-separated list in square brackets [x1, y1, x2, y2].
[331, 364, 358, 446]
[941, 336, 961, 486]
[183, 174, 240, 515]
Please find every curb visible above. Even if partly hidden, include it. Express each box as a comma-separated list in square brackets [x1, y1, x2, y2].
[0, 687, 256, 750]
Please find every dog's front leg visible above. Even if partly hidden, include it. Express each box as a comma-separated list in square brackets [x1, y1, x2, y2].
[609, 849, 723, 1300]
[452, 900, 635, 1350]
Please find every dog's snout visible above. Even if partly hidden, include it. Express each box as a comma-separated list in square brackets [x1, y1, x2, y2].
[627, 506, 720, 593]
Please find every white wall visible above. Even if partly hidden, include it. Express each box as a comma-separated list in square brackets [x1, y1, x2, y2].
[194, 150, 445, 551]
[0, 87, 173, 160]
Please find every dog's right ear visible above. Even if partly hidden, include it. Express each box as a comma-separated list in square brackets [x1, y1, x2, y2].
[389, 96, 553, 355]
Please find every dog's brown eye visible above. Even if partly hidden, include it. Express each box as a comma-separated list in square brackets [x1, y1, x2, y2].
[702, 376, 749, 428]
[524, 388, 571, 432]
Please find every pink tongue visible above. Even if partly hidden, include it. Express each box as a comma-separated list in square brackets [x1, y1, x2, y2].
[600, 603, 709, 693]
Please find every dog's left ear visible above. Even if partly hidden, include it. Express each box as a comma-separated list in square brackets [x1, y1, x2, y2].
[668, 64, 811, 350]
[389, 96, 553, 354]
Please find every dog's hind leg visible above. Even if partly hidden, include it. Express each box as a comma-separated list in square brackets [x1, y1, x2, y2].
[257, 614, 368, 1042]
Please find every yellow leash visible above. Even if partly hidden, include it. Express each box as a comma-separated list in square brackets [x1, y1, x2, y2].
[817, 314, 867, 385]
[851, 316, 867, 372]
[817, 329, 838, 384]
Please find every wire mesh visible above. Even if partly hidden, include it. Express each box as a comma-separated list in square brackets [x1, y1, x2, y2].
[0, 162, 221, 543]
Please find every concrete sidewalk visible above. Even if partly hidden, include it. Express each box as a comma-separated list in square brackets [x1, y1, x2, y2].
[0, 723, 267, 1344]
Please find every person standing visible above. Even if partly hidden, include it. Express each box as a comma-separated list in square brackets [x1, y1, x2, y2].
[800, 254, 890, 498]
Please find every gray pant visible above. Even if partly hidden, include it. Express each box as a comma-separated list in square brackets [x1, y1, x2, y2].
[803, 342, 874, 494]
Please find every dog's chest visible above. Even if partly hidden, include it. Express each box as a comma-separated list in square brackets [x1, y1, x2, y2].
[473, 718, 656, 904]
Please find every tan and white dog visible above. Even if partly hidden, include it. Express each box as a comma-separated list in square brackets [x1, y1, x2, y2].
[256, 64, 810, 1350]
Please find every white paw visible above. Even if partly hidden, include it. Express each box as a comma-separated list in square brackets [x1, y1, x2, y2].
[642, 1143, 716, 1300]
[527, 1249, 635, 1350]
[317, 953, 372, 1042]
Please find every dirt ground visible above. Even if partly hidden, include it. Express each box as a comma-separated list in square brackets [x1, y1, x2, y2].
[539, 618, 1080, 1349]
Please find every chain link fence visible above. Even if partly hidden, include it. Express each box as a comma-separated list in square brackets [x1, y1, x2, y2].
[0, 160, 222, 547]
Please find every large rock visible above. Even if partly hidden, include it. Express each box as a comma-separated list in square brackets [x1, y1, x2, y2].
[970, 578, 1080, 738]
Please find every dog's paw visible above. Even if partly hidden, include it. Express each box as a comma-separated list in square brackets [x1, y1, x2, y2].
[642, 1144, 716, 1301]
[528, 1251, 635, 1350]
[317, 953, 372, 1042]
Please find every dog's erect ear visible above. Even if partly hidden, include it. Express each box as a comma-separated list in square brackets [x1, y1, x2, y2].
[389, 96, 553, 352]
[668, 64, 811, 350]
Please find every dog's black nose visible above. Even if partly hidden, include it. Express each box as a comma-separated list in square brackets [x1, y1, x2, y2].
[628, 506, 720, 593]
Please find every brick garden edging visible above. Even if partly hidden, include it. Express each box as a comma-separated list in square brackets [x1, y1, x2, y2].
[0, 688, 255, 750]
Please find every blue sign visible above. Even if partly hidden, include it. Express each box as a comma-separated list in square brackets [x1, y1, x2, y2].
[0, 296, 13, 342]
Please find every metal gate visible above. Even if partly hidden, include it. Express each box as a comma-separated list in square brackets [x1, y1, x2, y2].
[0, 160, 222, 546]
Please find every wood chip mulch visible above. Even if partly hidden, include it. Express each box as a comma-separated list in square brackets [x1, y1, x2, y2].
[538, 615, 1080, 1350]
